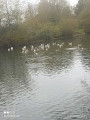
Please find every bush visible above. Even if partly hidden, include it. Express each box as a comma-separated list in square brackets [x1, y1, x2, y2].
[35, 23, 61, 40]
[59, 18, 78, 37]
[79, 9, 90, 33]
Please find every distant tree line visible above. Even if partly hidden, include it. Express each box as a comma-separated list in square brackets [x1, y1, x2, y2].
[0, 0, 90, 46]
[75, 0, 90, 34]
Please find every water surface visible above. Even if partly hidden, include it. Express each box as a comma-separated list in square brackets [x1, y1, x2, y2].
[0, 36, 90, 120]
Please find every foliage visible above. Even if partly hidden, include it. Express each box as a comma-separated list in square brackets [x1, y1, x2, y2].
[75, 0, 90, 15]
[35, 23, 61, 40]
[0, 0, 89, 46]
[59, 18, 78, 37]
[79, 8, 90, 33]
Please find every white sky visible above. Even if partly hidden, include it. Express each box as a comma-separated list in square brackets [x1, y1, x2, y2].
[26, 0, 78, 6]
[67, 0, 78, 6]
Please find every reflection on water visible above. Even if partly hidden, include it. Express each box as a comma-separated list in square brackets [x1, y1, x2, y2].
[0, 36, 90, 120]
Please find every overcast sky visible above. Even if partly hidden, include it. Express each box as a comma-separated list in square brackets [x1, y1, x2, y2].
[26, 0, 78, 6]
[67, 0, 78, 6]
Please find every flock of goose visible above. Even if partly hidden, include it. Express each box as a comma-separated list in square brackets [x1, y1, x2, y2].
[21, 42, 65, 55]
[7, 42, 83, 55]
[8, 47, 13, 51]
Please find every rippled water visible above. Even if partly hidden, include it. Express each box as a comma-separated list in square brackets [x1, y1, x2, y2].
[0, 36, 90, 120]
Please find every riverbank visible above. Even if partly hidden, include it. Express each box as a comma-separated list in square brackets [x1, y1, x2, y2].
[0, 31, 85, 48]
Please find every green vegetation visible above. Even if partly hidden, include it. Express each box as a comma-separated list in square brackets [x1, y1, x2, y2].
[75, 0, 90, 34]
[0, 0, 90, 47]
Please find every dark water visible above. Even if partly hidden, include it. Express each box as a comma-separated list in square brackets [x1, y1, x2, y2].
[0, 36, 90, 120]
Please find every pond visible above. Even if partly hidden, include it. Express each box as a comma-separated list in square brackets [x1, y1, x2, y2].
[0, 36, 90, 120]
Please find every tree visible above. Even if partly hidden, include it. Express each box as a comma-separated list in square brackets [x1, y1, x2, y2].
[11, 0, 22, 25]
[0, 0, 22, 27]
[37, 0, 71, 23]
[79, 8, 90, 33]
[37, 0, 50, 23]
[0, 0, 4, 27]
[75, 0, 90, 15]
[4, 0, 11, 27]
[25, 3, 35, 22]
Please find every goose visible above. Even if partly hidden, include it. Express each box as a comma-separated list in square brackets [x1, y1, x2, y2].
[8, 48, 10, 52]
[22, 46, 26, 51]
[23, 46, 26, 51]
[22, 49, 29, 54]
[78, 44, 82, 48]
[46, 48, 48, 51]
[59, 44, 62, 48]
[52, 42, 56, 46]
[62, 42, 64, 45]
[57, 44, 60, 46]
[40, 44, 44, 50]
[22, 50, 24, 54]
[31, 45, 34, 50]
[78, 44, 83, 50]
[25, 49, 29, 54]
[35, 53, 38, 56]
[69, 43, 72, 46]
[34, 49, 36, 53]
[11, 47, 13, 51]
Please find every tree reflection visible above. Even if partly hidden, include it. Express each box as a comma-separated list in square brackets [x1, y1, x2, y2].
[80, 35, 90, 70]
[0, 49, 36, 106]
